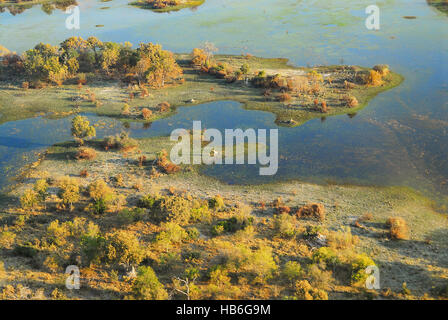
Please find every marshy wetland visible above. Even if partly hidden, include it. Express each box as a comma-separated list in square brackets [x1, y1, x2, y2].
[0, 0, 447, 301]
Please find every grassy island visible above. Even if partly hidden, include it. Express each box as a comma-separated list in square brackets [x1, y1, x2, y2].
[0, 37, 403, 127]
[427, 0, 448, 15]
[0, 0, 76, 15]
[130, 0, 205, 12]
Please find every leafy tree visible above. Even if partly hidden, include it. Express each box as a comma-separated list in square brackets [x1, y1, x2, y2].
[282, 261, 302, 282]
[57, 176, 80, 211]
[105, 230, 144, 267]
[87, 36, 104, 66]
[136, 43, 182, 88]
[100, 42, 121, 74]
[240, 63, 250, 75]
[71, 115, 96, 145]
[20, 189, 39, 210]
[131, 266, 168, 300]
[33, 179, 49, 202]
[22, 43, 68, 85]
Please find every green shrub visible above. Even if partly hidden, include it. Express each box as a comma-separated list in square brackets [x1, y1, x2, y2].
[105, 230, 144, 266]
[184, 265, 200, 281]
[209, 195, 225, 210]
[282, 261, 302, 282]
[350, 253, 375, 285]
[190, 204, 211, 223]
[131, 266, 168, 300]
[138, 194, 159, 209]
[90, 198, 107, 215]
[312, 247, 340, 267]
[46, 220, 70, 246]
[118, 208, 146, 224]
[104, 132, 138, 151]
[88, 179, 114, 202]
[71, 115, 96, 145]
[20, 189, 39, 210]
[272, 213, 296, 238]
[155, 222, 188, 250]
[80, 233, 106, 266]
[186, 227, 200, 240]
[13, 243, 39, 258]
[211, 216, 254, 236]
[223, 244, 277, 280]
[0, 229, 16, 249]
[303, 225, 322, 239]
[57, 176, 80, 211]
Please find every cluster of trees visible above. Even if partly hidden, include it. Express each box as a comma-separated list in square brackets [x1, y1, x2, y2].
[143, 0, 180, 9]
[1, 36, 183, 87]
[0, 0, 76, 16]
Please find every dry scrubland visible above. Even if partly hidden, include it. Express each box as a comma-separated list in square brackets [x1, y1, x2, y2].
[0, 133, 447, 300]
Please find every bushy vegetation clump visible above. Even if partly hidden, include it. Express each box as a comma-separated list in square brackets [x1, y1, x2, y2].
[103, 132, 139, 152]
[71, 115, 96, 145]
[57, 176, 80, 211]
[296, 203, 326, 221]
[1, 36, 183, 88]
[386, 217, 409, 240]
[130, 266, 168, 300]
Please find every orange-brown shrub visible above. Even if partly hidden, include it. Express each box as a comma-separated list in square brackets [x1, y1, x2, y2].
[75, 147, 97, 161]
[277, 92, 291, 102]
[138, 155, 147, 167]
[277, 206, 291, 214]
[320, 101, 328, 113]
[77, 74, 87, 85]
[191, 48, 208, 67]
[296, 203, 326, 221]
[386, 217, 409, 240]
[140, 86, 149, 98]
[22, 81, 29, 90]
[86, 90, 96, 103]
[80, 169, 89, 178]
[345, 96, 359, 108]
[157, 102, 171, 113]
[156, 149, 180, 174]
[141, 108, 152, 120]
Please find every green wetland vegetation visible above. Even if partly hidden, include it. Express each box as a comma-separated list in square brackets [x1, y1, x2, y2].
[0, 0, 447, 301]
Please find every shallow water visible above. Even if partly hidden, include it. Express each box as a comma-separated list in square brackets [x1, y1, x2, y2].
[0, 0, 447, 204]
